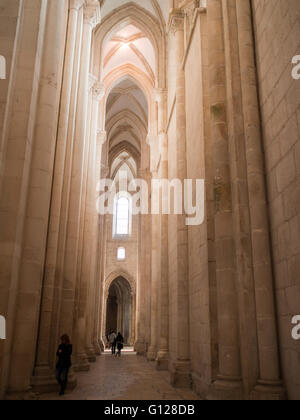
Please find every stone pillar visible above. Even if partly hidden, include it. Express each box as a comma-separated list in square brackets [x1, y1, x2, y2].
[83, 80, 104, 363]
[32, 0, 84, 393]
[92, 130, 107, 354]
[100, 210, 109, 349]
[129, 293, 136, 346]
[5, 0, 68, 398]
[61, 0, 99, 372]
[117, 299, 121, 333]
[168, 10, 191, 388]
[102, 291, 109, 347]
[135, 170, 151, 355]
[220, 0, 259, 398]
[154, 90, 169, 371]
[147, 130, 160, 361]
[207, 0, 243, 399]
[147, 207, 159, 361]
[0, 0, 46, 399]
[235, 0, 285, 400]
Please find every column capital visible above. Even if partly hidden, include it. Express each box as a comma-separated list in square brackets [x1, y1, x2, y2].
[84, 0, 101, 28]
[92, 82, 105, 101]
[70, 0, 85, 11]
[168, 9, 185, 34]
[153, 88, 168, 103]
[97, 130, 107, 145]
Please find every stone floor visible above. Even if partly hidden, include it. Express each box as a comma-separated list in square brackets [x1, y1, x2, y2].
[39, 349, 201, 401]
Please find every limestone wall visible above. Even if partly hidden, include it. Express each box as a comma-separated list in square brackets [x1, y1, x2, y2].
[252, 0, 300, 400]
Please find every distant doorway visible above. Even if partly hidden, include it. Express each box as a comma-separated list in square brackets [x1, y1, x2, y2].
[105, 277, 133, 344]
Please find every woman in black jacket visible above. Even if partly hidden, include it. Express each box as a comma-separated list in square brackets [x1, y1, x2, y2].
[56, 334, 72, 396]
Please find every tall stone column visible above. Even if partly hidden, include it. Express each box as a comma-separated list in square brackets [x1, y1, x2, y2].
[32, 0, 84, 393]
[102, 291, 109, 346]
[83, 80, 104, 363]
[129, 293, 137, 346]
[94, 130, 107, 351]
[168, 10, 191, 388]
[207, 0, 243, 399]
[135, 170, 151, 355]
[100, 193, 109, 350]
[147, 206, 159, 361]
[61, 0, 100, 371]
[155, 90, 169, 371]
[235, 0, 285, 400]
[5, 0, 68, 398]
[90, 128, 106, 356]
[147, 130, 160, 361]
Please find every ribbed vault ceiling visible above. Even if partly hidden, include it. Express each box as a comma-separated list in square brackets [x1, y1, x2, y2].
[102, 0, 164, 175]
[100, 0, 169, 23]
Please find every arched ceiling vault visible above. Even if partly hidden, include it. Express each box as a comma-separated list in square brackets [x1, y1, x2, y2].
[94, 1, 166, 177]
[106, 78, 147, 157]
[109, 141, 141, 170]
[100, 0, 168, 25]
[93, 2, 167, 88]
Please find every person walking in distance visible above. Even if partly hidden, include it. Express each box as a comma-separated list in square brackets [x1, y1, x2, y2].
[56, 334, 72, 396]
[116, 332, 124, 358]
[108, 331, 117, 355]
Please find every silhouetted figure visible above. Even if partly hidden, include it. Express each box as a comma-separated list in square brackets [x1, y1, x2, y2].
[56, 334, 72, 396]
[116, 332, 124, 357]
[108, 331, 117, 355]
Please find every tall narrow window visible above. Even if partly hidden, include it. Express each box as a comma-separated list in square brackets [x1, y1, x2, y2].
[115, 197, 130, 236]
[117, 247, 126, 261]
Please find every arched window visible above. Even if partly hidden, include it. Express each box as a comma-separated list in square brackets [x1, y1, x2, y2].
[114, 196, 130, 236]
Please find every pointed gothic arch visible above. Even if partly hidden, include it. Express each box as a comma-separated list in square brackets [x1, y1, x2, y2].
[92, 2, 166, 88]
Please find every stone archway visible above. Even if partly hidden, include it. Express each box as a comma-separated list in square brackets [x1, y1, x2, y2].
[102, 271, 137, 347]
[105, 277, 133, 344]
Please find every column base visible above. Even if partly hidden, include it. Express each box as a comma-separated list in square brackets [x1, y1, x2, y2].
[208, 375, 243, 400]
[5, 387, 38, 401]
[156, 351, 169, 371]
[135, 340, 147, 356]
[147, 346, 157, 361]
[250, 380, 286, 401]
[99, 338, 105, 352]
[74, 352, 90, 372]
[86, 346, 97, 363]
[30, 365, 77, 395]
[192, 371, 211, 399]
[170, 361, 192, 389]
[102, 336, 108, 350]
[93, 341, 102, 356]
